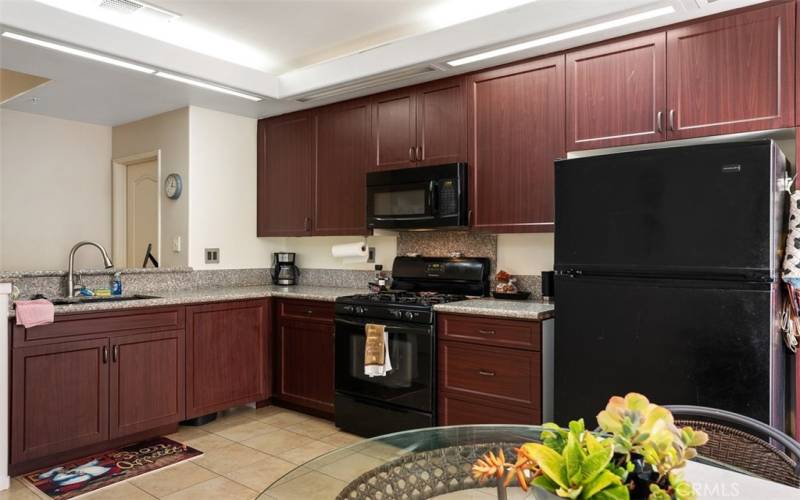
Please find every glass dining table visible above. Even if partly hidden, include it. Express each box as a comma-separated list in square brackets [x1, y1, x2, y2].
[257, 425, 798, 500]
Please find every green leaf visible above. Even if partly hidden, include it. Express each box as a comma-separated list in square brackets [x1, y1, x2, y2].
[590, 484, 630, 500]
[532, 474, 559, 492]
[581, 469, 622, 498]
[523, 443, 569, 489]
[578, 445, 614, 484]
[565, 432, 585, 484]
[557, 486, 583, 499]
[647, 484, 671, 500]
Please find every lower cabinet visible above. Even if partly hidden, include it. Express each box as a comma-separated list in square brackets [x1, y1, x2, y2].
[110, 330, 185, 438]
[185, 300, 271, 418]
[11, 338, 110, 464]
[274, 299, 335, 415]
[437, 313, 543, 426]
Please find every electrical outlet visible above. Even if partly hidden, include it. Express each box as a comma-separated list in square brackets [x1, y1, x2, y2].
[205, 248, 220, 264]
[368, 247, 375, 263]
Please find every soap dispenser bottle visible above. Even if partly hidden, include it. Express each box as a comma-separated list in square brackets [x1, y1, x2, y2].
[111, 272, 123, 296]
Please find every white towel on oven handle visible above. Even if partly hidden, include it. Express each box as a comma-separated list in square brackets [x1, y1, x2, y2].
[364, 329, 392, 377]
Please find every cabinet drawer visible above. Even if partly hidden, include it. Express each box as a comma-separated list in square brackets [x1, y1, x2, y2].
[278, 299, 334, 322]
[439, 393, 539, 426]
[439, 341, 540, 409]
[14, 306, 185, 345]
[438, 314, 540, 350]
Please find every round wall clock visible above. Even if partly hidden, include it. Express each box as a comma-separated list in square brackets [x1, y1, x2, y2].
[165, 173, 183, 200]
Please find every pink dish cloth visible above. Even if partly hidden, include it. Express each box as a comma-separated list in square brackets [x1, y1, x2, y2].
[14, 299, 55, 328]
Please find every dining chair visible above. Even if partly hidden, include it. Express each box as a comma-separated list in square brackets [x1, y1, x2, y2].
[665, 405, 800, 488]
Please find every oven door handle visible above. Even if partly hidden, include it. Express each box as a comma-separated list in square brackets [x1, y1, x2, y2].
[335, 318, 431, 335]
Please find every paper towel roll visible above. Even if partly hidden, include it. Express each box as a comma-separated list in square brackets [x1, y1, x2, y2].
[331, 241, 368, 263]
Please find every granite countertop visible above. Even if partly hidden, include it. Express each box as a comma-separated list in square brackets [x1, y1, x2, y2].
[8, 285, 365, 317]
[433, 298, 555, 320]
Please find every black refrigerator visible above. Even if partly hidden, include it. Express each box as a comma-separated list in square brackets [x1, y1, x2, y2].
[553, 140, 790, 431]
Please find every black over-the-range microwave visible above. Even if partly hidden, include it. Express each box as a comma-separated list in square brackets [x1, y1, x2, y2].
[366, 163, 468, 230]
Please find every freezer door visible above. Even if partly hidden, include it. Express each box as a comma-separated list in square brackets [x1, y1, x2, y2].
[553, 276, 784, 429]
[555, 141, 785, 280]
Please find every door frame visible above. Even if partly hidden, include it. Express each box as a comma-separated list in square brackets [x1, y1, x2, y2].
[111, 151, 162, 267]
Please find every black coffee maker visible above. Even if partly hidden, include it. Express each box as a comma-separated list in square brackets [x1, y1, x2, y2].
[271, 252, 299, 285]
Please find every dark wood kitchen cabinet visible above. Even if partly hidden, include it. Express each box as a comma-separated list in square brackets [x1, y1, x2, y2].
[314, 99, 371, 235]
[110, 330, 184, 438]
[370, 77, 466, 171]
[11, 338, 110, 464]
[466, 55, 565, 233]
[185, 300, 270, 418]
[437, 313, 543, 426]
[258, 111, 315, 236]
[566, 33, 666, 151]
[666, 1, 795, 139]
[274, 299, 335, 415]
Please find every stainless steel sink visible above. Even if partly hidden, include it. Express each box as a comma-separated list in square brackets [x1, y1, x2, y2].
[50, 294, 159, 305]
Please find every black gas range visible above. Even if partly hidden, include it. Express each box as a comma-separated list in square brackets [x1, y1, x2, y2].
[334, 256, 490, 437]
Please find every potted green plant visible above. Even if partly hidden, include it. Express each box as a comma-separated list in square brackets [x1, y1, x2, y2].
[471, 393, 708, 500]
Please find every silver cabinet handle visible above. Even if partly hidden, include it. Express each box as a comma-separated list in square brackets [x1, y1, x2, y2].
[656, 111, 663, 133]
[112, 345, 119, 362]
[304, 217, 311, 232]
[416, 146, 422, 162]
[478, 369, 496, 377]
[306, 309, 314, 315]
[478, 329, 496, 336]
[668, 109, 675, 131]
[102, 346, 108, 364]
[408, 146, 415, 162]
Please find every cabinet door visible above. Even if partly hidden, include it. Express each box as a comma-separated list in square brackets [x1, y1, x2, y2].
[566, 33, 666, 151]
[370, 90, 416, 171]
[314, 99, 370, 235]
[11, 339, 109, 464]
[667, 2, 795, 139]
[416, 78, 466, 166]
[186, 300, 270, 418]
[276, 319, 335, 414]
[258, 112, 315, 236]
[110, 330, 184, 438]
[467, 55, 565, 233]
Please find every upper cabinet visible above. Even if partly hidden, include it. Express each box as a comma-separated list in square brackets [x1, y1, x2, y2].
[258, 103, 370, 237]
[565, 2, 795, 150]
[258, 112, 315, 236]
[314, 99, 371, 236]
[666, 2, 795, 139]
[467, 55, 565, 233]
[566, 33, 666, 151]
[370, 77, 466, 171]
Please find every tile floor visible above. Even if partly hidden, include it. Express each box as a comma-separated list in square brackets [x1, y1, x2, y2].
[0, 406, 363, 500]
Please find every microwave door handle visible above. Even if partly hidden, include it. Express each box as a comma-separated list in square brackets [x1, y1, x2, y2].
[429, 180, 438, 215]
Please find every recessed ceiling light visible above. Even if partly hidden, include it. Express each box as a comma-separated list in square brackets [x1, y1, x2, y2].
[154, 72, 263, 101]
[447, 6, 675, 66]
[1, 31, 156, 74]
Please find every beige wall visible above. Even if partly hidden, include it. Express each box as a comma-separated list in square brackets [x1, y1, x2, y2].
[188, 106, 283, 269]
[113, 107, 189, 268]
[0, 109, 112, 271]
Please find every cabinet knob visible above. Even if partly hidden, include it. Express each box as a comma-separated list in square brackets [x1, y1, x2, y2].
[408, 146, 415, 162]
[656, 111, 664, 133]
[112, 345, 119, 363]
[416, 146, 422, 162]
[306, 310, 314, 315]
[668, 109, 675, 131]
[478, 369, 496, 377]
[102, 346, 108, 364]
[478, 329, 495, 336]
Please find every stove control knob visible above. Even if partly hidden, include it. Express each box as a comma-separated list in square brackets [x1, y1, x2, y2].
[355, 306, 365, 314]
[390, 310, 403, 319]
[343, 305, 354, 313]
[404, 311, 415, 320]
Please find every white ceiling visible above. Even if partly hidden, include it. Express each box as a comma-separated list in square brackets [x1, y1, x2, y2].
[0, 0, 769, 126]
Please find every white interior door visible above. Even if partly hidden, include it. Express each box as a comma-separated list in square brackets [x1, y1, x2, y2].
[126, 160, 159, 267]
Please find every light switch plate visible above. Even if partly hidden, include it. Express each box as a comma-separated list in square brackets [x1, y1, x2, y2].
[172, 236, 181, 253]
[205, 248, 220, 264]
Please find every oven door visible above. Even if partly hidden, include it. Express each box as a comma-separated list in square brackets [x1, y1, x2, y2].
[334, 316, 434, 413]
